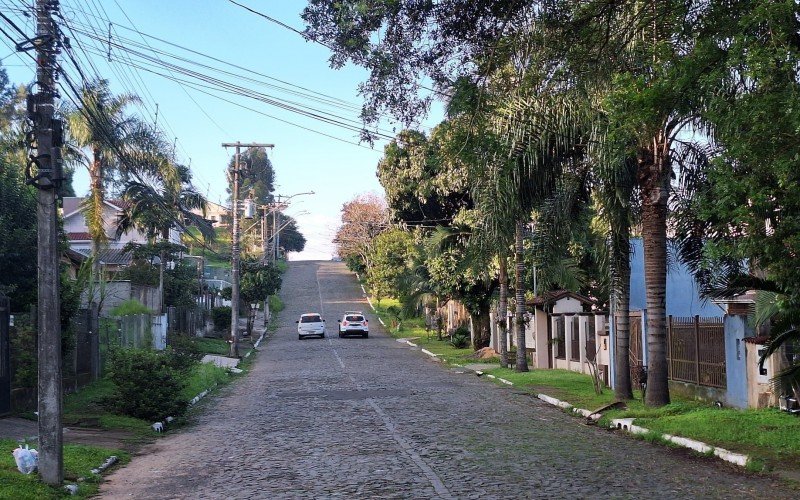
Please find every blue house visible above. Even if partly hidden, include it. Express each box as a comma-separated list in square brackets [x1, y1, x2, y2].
[629, 238, 723, 317]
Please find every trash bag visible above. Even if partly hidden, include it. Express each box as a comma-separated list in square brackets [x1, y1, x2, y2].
[12, 445, 39, 474]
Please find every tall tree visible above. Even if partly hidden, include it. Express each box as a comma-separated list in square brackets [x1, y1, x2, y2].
[66, 79, 143, 288]
[334, 193, 389, 273]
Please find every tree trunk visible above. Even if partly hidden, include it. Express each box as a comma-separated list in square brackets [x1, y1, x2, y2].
[498, 254, 509, 368]
[613, 231, 633, 400]
[89, 148, 103, 301]
[158, 249, 165, 314]
[514, 221, 529, 372]
[471, 302, 491, 350]
[639, 138, 671, 407]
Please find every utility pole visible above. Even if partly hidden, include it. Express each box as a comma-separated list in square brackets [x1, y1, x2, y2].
[222, 142, 273, 358]
[29, 0, 64, 485]
[273, 202, 280, 262]
[260, 205, 270, 263]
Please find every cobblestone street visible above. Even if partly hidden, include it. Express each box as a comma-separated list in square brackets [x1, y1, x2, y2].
[100, 261, 797, 499]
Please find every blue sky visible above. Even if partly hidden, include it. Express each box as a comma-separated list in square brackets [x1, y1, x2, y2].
[1, 0, 442, 260]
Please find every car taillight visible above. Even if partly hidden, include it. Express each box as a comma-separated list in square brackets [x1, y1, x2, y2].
[343, 321, 349, 326]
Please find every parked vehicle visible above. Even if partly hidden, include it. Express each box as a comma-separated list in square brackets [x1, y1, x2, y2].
[338, 312, 369, 338]
[296, 313, 326, 339]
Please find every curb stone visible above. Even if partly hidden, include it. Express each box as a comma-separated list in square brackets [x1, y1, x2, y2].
[65, 455, 120, 495]
[609, 418, 750, 467]
[459, 364, 751, 469]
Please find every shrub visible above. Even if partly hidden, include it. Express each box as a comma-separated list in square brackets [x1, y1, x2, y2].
[450, 326, 470, 349]
[212, 306, 231, 332]
[110, 299, 151, 317]
[268, 295, 284, 313]
[167, 334, 204, 373]
[107, 348, 189, 421]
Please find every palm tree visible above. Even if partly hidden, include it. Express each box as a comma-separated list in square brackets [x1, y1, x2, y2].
[66, 79, 141, 289]
[492, 1, 715, 405]
[117, 158, 213, 313]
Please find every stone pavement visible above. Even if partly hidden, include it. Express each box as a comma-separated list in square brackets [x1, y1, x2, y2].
[98, 261, 798, 498]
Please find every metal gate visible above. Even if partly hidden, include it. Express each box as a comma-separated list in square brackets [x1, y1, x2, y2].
[627, 311, 644, 387]
[0, 296, 11, 414]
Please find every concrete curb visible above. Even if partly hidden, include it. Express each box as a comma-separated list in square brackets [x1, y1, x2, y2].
[469, 368, 749, 468]
[609, 418, 750, 467]
[65, 455, 120, 495]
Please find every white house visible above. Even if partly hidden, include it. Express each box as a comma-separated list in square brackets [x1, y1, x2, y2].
[62, 197, 182, 273]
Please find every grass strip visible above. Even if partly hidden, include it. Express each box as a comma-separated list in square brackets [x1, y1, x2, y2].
[0, 438, 129, 499]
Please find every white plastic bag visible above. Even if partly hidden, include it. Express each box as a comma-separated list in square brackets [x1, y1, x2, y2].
[12, 444, 38, 474]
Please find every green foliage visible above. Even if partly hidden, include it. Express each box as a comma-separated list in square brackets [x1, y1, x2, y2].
[164, 262, 201, 307]
[107, 348, 191, 421]
[240, 258, 282, 304]
[166, 334, 204, 373]
[212, 306, 232, 331]
[192, 336, 229, 355]
[0, 143, 37, 311]
[366, 229, 415, 302]
[116, 260, 159, 287]
[227, 146, 275, 205]
[111, 299, 151, 316]
[181, 362, 229, 401]
[0, 438, 129, 499]
[268, 295, 284, 313]
[9, 316, 36, 388]
[449, 326, 470, 349]
[279, 216, 306, 253]
[334, 193, 388, 272]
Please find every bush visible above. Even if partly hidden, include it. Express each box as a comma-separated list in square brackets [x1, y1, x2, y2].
[450, 325, 470, 349]
[107, 348, 189, 421]
[167, 334, 204, 373]
[212, 306, 231, 332]
[110, 299, 151, 316]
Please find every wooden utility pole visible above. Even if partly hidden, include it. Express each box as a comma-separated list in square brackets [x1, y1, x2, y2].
[31, 0, 64, 484]
[222, 142, 273, 357]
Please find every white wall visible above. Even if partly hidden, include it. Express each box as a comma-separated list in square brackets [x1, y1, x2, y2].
[552, 297, 584, 314]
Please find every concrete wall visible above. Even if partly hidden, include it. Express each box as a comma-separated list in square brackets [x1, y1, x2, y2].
[83, 281, 160, 316]
[746, 343, 781, 408]
[629, 239, 723, 317]
[724, 315, 751, 408]
[552, 297, 584, 314]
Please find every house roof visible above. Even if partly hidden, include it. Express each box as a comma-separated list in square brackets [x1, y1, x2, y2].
[712, 291, 757, 305]
[67, 232, 92, 241]
[743, 335, 771, 345]
[528, 290, 595, 307]
[62, 197, 129, 219]
[73, 247, 133, 266]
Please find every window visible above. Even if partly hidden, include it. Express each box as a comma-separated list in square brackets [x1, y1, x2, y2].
[301, 315, 321, 323]
[346, 315, 364, 322]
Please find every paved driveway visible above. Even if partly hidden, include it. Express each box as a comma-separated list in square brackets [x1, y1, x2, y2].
[100, 261, 796, 498]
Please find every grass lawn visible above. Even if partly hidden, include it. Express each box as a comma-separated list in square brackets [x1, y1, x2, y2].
[192, 337, 229, 356]
[181, 362, 231, 401]
[63, 379, 152, 438]
[617, 405, 800, 470]
[369, 292, 800, 472]
[0, 438, 129, 499]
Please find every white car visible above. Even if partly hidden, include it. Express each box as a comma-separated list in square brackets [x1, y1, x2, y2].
[296, 313, 326, 339]
[338, 312, 369, 338]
